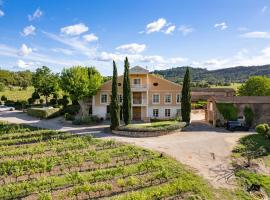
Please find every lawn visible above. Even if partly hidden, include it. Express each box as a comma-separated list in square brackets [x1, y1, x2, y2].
[211, 83, 242, 92]
[0, 86, 34, 101]
[0, 122, 216, 200]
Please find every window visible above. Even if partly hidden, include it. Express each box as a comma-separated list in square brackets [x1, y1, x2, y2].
[133, 78, 141, 85]
[164, 94, 171, 103]
[101, 94, 108, 104]
[176, 94, 181, 103]
[152, 94, 160, 103]
[118, 94, 123, 103]
[165, 109, 171, 117]
[153, 109, 159, 117]
[153, 82, 158, 86]
[106, 105, 110, 114]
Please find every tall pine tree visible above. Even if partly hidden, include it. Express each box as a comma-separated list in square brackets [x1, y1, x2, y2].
[110, 61, 120, 129]
[122, 57, 131, 125]
[181, 68, 191, 123]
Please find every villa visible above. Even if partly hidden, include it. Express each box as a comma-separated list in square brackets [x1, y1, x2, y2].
[91, 66, 182, 121]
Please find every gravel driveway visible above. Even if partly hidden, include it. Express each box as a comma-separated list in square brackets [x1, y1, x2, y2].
[0, 110, 253, 188]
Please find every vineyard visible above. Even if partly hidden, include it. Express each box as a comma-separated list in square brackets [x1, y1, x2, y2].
[0, 122, 215, 200]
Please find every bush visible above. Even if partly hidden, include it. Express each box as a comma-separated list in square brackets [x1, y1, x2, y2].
[58, 95, 69, 108]
[64, 113, 75, 121]
[0, 82, 5, 92]
[14, 100, 28, 110]
[39, 99, 44, 104]
[216, 103, 238, 121]
[118, 121, 186, 132]
[27, 107, 61, 119]
[28, 98, 35, 105]
[61, 104, 80, 115]
[1, 95, 7, 102]
[244, 107, 254, 127]
[72, 115, 100, 125]
[192, 100, 207, 109]
[256, 124, 270, 139]
[150, 118, 180, 123]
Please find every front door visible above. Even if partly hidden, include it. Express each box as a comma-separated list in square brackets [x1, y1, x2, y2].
[133, 107, 141, 120]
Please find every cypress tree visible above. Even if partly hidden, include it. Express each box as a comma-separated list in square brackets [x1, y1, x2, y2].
[110, 61, 120, 129]
[181, 67, 191, 123]
[122, 57, 131, 125]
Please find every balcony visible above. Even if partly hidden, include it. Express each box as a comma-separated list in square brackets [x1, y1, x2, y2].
[131, 84, 148, 91]
[132, 98, 147, 106]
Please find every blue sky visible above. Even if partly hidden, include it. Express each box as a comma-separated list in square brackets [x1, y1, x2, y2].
[0, 0, 270, 75]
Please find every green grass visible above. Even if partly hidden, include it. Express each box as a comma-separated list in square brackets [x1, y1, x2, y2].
[211, 83, 242, 91]
[0, 86, 34, 101]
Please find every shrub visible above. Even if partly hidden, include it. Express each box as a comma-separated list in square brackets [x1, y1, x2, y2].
[39, 99, 44, 104]
[72, 115, 100, 125]
[28, 98, 35, 105]
[14, 100, 28, 110]
[216, 103, 238, 121]
[64, 113, 75, 121]
[1, 95, 7, 102]
[27, 107, 61, 119]
[244, 107, 254, 127]
[61, 104, 80, 115]
[256, 124, 270, 139]
[150, 118, 180, 123]
[0, 82, 5, 92]
[58, 95, 69, 108]
[192, 100, 207, 109]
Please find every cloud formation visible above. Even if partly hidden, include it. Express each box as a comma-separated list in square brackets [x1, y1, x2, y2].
[145, 18, 167, 34]
[28, 8, 42, 21]
[83, 33, 98, 42]
[178, 25, 194, 36]
[22, 25, 36, 36]
[61, 23, 89, 36]
[164, 25, 176, 34]
[116, 43, 146, 54]
[214, 22, 228, 30]
[18, 44, 32, 56]
[240, 31, 270, 39]
[0, 9, 4, 17]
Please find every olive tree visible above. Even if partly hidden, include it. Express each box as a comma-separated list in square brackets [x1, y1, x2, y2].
[60, 66, 102, 117]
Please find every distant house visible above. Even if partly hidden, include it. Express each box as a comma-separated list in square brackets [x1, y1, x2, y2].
[206, 96, 270, 126]
[191, 88, 236, 102]
[91, 66, 182, 121]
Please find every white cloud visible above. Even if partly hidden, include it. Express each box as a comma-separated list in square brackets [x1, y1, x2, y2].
[22, 25, 36, 36]
[61, 23, 88, 36]
[83, 33, 98, 42]
[164, 25, 176, 34]
[178, 25, 194, 36]
[116, 43, 146, 54]
[18, 44, 32, 56]
[0, 9, 4, 17]
[262, 6, 267, 13]
[214, 22, 228, 30]
[145, 18, 167, 34]
[28, 8, 43, 21]
[52, 48, 73, 55]
[43, 31, 97, 57]
[16, 59, 34, 69]
[240, 31, 270, 39]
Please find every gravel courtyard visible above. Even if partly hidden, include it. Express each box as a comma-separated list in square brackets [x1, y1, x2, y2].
[0, 110, 252, 188]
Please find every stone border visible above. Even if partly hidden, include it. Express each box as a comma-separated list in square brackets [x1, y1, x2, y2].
[111, 129, 181, 137]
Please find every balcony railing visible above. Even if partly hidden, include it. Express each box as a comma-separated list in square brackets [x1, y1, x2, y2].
[131, 84, 148, 89]
[132, 98, 147, 105]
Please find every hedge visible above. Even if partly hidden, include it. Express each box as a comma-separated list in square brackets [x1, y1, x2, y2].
[216, 103, 238, 121]
[27, 107, 60, 119]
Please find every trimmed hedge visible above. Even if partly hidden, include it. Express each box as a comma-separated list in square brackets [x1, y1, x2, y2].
[27, 107, 60, 119]
[216, 103, 238, 121]
[256, 123, 270, 139]
[118, 122, 186, 132]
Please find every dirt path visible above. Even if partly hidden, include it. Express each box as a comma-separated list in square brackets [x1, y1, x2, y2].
[0, 110, 252, 188]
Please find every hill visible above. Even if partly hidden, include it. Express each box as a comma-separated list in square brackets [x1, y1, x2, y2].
[152, 64, 270, 84]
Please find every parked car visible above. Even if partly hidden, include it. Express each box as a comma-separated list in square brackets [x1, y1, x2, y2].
[0, 105, 15, 112]
[226, 121, 249, 131]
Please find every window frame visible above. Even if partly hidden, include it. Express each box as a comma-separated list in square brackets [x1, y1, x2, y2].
[165, 109, 171, 117]
[164, 94, 172, 104]
[153, 109, 159, 118]
[100, 93, 108, 104]
[176, 94, 181, 104]
[133, 78, 141, 85]
[152, 94, 160, 104]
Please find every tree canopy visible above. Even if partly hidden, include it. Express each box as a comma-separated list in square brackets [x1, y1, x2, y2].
[238, 76, 270, 96]
[60, 66, 102, 101]
[32, 66, 59, 104]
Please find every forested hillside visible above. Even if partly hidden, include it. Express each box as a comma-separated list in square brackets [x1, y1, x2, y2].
[153, 64, 270, 84]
